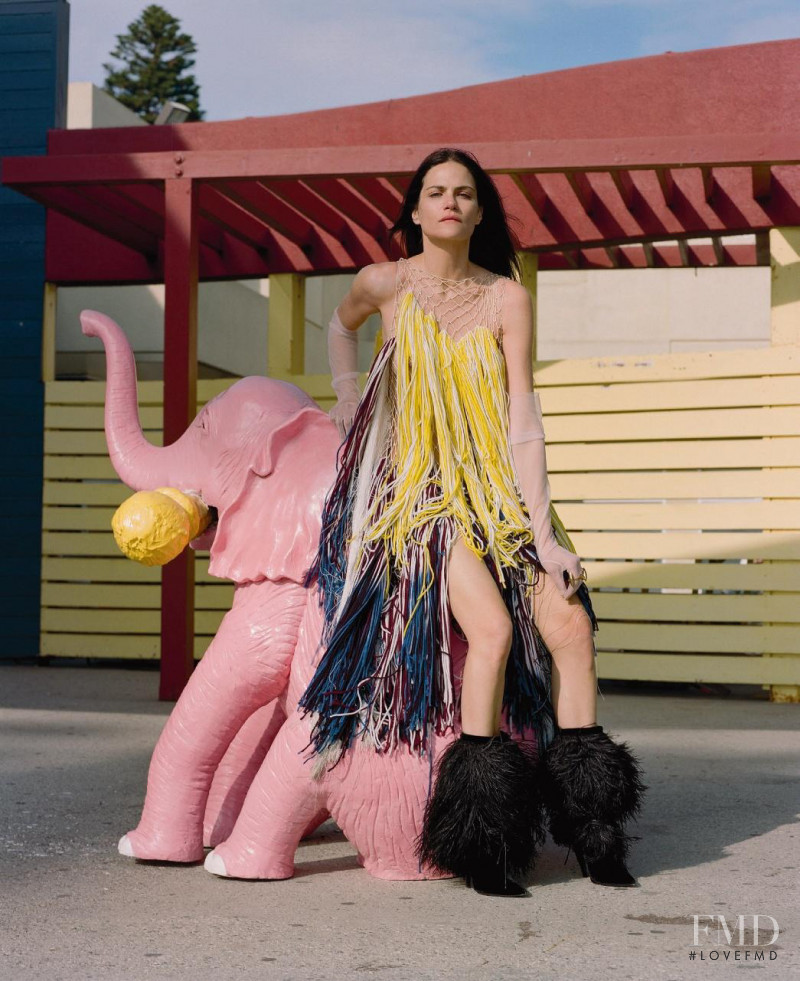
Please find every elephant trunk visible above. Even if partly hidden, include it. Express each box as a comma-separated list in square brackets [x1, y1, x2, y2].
[81, 309, 185, 491]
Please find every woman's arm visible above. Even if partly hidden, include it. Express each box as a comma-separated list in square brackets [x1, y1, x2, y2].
[327, 263, 395, 439]
[502, 281, 584, 599]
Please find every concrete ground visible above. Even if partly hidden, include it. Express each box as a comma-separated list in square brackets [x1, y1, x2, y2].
[1, 664, 797, 981]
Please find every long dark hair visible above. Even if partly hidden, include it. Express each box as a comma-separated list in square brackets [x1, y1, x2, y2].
[389, 147, 520, 279]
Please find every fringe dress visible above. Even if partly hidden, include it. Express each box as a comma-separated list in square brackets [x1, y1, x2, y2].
[301, 258, 597, 765]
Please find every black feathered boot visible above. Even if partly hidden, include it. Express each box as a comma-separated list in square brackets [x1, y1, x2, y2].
[540, 725, 646, 887]
[416, 732, 545, 897]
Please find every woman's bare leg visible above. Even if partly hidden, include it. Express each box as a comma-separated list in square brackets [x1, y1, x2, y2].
[447, 535, 513, 736]
[531, 570, 597, 728]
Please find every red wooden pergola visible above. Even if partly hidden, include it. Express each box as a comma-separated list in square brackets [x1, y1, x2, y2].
[3, 39, 800, 697]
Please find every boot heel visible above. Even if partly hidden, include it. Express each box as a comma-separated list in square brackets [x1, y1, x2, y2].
[575, 850, 589, 878]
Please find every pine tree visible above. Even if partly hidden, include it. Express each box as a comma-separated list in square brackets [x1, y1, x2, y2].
[103, 5, 204, 123]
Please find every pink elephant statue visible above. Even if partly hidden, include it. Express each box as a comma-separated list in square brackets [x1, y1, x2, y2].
[203, 589, 468, 880]
[84, 309, 512, 882]
[81, 310, 340, 862]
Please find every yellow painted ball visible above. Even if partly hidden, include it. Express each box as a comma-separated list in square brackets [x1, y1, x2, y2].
[112, 490, 192, 566]
[155, 487, 210, 540]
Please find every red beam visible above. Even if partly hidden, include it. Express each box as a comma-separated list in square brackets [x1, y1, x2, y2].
[348, 176, 403, 225]
[22, 184, 159, 256]
[6, 134, 800, 186]
[566, 171, 594, 212]
[493, 174, 543, 250]
[213, 179, 351, 267]
[198, 184, 273, 251]
[305, 177, 389, 240]
[751, 164, 772, 201]
[160, 178, 198, 700]
[539, 239, 758, 270]
[610, 169, 638, 210]
[581, 172, 644, 239]
[45, 211, 159, 283]
[267, 180, 386, 265]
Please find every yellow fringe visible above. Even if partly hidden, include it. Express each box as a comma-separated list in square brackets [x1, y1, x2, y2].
[362, 292, 549, 586]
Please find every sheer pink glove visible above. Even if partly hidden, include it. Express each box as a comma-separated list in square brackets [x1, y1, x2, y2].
[508, 391, 584, 599]
[327, 307, 361, 440]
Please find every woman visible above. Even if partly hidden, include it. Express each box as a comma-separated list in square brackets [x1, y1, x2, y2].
[300, 148, 645, 897]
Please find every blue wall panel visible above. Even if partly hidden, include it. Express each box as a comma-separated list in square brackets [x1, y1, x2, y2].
[0, 0, 69, 657]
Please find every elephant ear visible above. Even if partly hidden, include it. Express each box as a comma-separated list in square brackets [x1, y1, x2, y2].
[207, 406, 339, 585]
[251, 405, 321, 479]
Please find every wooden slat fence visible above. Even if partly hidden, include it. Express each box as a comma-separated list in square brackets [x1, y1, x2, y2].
[41, 345, 800, 695]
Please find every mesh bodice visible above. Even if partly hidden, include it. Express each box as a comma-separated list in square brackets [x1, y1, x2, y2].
[382, 257, 506, 344]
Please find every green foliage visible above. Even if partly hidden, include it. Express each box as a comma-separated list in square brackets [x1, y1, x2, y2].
[103, 4, 204, 123]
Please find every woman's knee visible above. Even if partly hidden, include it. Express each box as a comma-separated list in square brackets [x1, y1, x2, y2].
[463, 613, 513, 667]
[549, 605, 596, 670]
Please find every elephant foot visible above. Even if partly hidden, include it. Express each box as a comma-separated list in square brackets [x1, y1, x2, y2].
[204, 843, 294, 881]
[203, 850, 229, 877]
[119, 829, 204, 864]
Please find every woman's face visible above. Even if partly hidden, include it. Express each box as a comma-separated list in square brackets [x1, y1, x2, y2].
[412, 160, 483, 245]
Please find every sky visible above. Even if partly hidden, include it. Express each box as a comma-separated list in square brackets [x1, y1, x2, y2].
[67, 0, 800, 122]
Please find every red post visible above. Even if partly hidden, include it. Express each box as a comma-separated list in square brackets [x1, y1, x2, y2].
[159, 178, 198, 700]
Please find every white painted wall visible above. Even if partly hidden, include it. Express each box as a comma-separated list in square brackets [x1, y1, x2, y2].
[536, 264, 770, 360]
[57, 281, 271, 378]
[66, 81, 148, 130]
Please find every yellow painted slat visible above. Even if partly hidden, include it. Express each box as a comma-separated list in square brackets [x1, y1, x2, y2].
[45, 457, 118, 480]
[267, 372, 340, 401]
[44, 483, 129, 506]
[45, 405, 162, 430]
[45, 380, 162, 405]
[43, 507, 119, 531]
[571, 531, 800, 560]
[45, 469, 800, 501]
[550, 469, 800, 500]
[53, 379, 800, 432]
[46, 349, 799, 405]
[45, 475, 799, 509]
[41, 633, 161, 658]
[541, 375, 800, 414]
[39, 635, 799, 680]
[42, 556, 215, 583]
[43, 502, 797, 534]
[45, 431, 163, 455]
[534, 345, 800, 386]
[591, 592, 800, 623]
[42, 608, 225, 634]
[595, 621, 798, 654]
[547, 438, 800, 472]
[42, 582, 234, 610]
[43, 612, 798, 651]
[557, 502, 800, 531]
[597, 652, 800, 685]
[583, 560, 800, 592]
[545, 406, 800, 443]
[41, 634, 212, 659]
[45, 530, 797, 561]
[44, 379, 237, 405]
[43, 531, 121, 556]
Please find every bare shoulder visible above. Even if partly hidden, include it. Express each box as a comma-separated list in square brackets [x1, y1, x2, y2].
[501, 279, 533, 331]
[353, 262, 397, 305]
